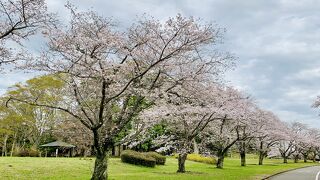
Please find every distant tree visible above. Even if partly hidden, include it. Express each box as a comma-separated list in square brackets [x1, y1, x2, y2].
[200, 88, 255, 169]
[290, 122, 309, 163]
[277, 122, 306, 163]
[138, 83, 235, 172]
[54, 115, 93, 157]
[4, 74, 64, 153]
[252, 110, 284, 165]
[234, 105, 260, 167]
[311, 99, 320, 161]
[307, 128, 320, 162]
[0, 101, 24, 156]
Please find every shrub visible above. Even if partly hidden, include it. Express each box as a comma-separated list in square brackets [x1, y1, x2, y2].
[12, 147, 40, 157]
[28, 147, 40, 157]
[16, 149, 29, 157]
[121, 150, 156, 167]
[145, 152, 166, 165]
[187, 154, 216, 164]
[174, 153, 216, 164]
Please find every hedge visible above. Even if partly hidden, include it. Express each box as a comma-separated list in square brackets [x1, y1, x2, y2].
[174, 153, 216, 164]
[187, 154, 216, 164]
[121, 150, 156, 167]
[144, 152, 166, 165]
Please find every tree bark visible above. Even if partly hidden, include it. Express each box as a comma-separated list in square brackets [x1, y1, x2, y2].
[294, 155, 299, 163]
[239, 142, 246, 166]
[2, 134, 8, 157]
[303, 154, 308, 163]
[283, 156, 288, 163]
[177, 153, 187, 173]
[217, 151, 225, 169]
[91, 130, 110, 180]
[91, 152, 108, 180]
[216, 139, 238, 169]
[240, 151, 246, 166]
[258, 151, 265, 165]
[312, 152, 316, 163]
[10, 133, 16, 157]
[258, 141, 264, 165]
[193, 139, 199, 154]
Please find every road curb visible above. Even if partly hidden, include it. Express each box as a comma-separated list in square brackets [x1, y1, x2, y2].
[262, 164, 320, 180]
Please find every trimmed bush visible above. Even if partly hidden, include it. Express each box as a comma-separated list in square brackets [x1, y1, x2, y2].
[187, 154, 216, 164]
[145, 152, 166, 165]
[174, 153, 216, 164]
[121, 150, 156, 167]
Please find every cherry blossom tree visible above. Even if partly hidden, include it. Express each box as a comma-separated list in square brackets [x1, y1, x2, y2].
[199, 87, 255, 169]
[288, 123, 319, 163]
[0, 0, 54, 69]
[234, 105, 263, 167]
[137, 83, 235, 172]
[307, 128, 320, 162]
[277, 122, 307, 163]
[289, 122, 309, 163]
[252, 110, 285, 165]
[311, 99, 320, 161]
[7, 6, 233, 180]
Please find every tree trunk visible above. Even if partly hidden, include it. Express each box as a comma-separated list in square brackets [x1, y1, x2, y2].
[294, 155, 299, 163]
[91, 152, 108, 180]
[258, 141, 264, 165]
[312, 153, 316, 163]
[239, 141, 246, 166]
[177, 153, 187, 173]
[193, 139, 199, 154]
[91, 130, 110, 180]
[303, 154, 308, 163]
[283, 156, 288, 163]
[10, 133, 17, 157]
[240, 151, 246, 166]
[217, 152, 225, 169]
[2, 134, 8, 157]
[258, 151, 265, 165]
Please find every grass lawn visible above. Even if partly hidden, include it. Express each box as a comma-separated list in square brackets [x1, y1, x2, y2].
[0, 156, 318, 180]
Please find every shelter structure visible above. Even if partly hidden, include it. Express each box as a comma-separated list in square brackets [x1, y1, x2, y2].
[41, 141, 76, 157]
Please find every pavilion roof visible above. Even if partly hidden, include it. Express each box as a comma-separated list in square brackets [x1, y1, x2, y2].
[40, 141, 75, 148]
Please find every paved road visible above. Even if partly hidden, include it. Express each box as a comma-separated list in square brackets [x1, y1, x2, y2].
[269, 166, 320, 180]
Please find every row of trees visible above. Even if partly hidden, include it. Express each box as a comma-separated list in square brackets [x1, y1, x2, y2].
[1, 1, 320, 180]
[2, 74, 320, 173]
[129, 84, 320, 171]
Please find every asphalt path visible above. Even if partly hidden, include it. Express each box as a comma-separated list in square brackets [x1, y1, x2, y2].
[269, 166, 320, 180]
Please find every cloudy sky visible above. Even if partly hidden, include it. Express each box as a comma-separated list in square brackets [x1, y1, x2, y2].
[1, 0, 320, 127]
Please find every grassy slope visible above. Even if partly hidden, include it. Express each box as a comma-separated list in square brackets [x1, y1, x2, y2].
[0, 156, 317, 180]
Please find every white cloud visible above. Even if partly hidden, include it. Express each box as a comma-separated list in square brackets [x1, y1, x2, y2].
[289, 67, 320, 80]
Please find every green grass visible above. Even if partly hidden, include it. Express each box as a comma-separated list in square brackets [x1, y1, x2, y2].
[0, 156, 318, 180]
